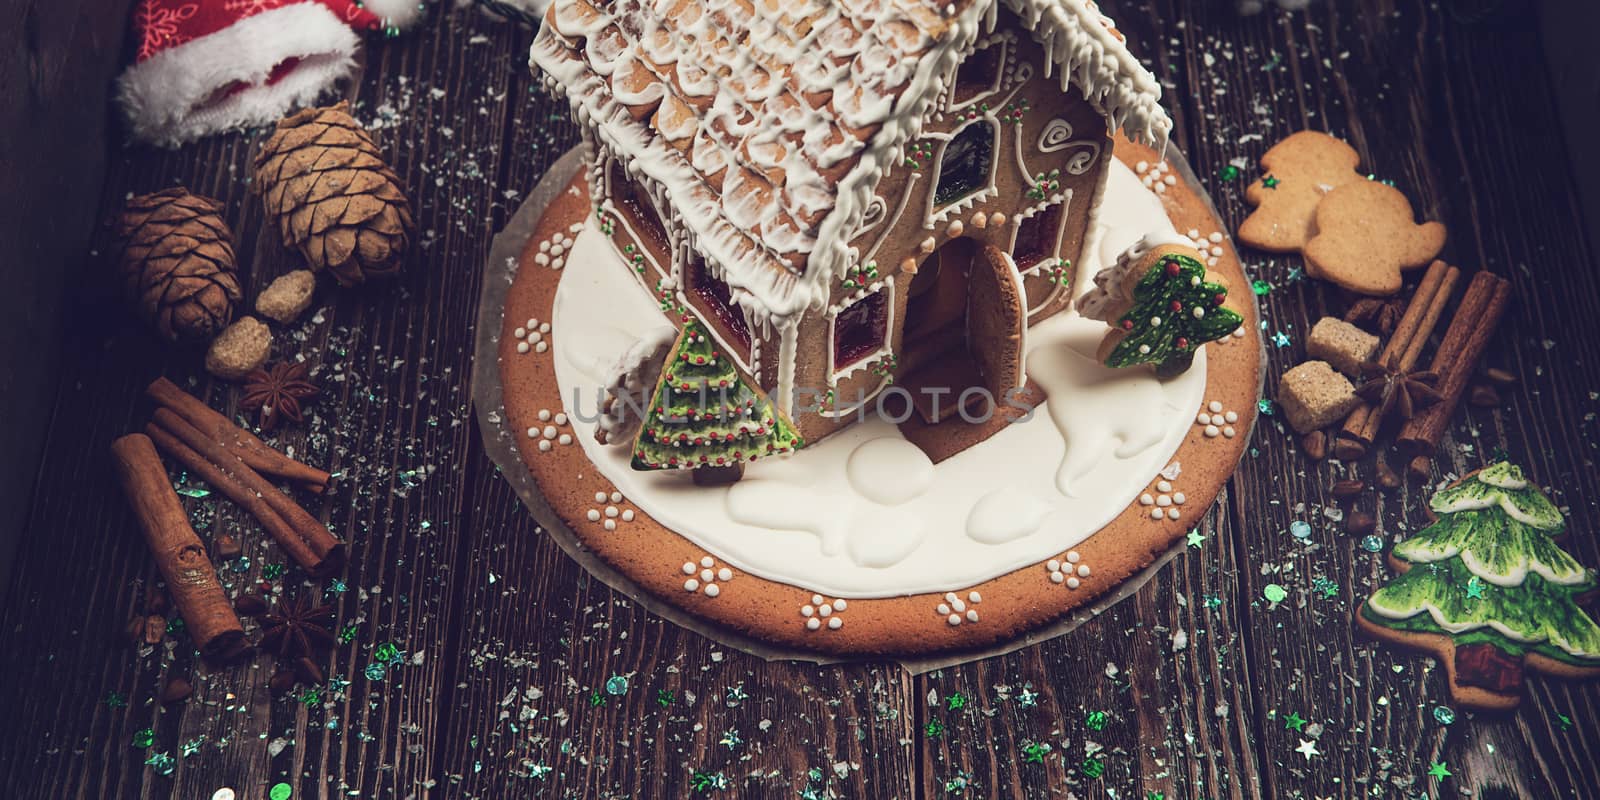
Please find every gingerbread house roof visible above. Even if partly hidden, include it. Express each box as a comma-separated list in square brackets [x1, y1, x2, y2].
[532, 0, 1171, 322]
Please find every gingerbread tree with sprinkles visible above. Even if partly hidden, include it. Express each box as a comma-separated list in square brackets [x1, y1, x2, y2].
[1104, 252, 1242, 377]
[1357, 461, 1600, 710]
[631, 317, 803, 485]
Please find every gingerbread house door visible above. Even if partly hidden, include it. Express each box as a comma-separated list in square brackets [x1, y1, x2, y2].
[898, 238, 1025, 423]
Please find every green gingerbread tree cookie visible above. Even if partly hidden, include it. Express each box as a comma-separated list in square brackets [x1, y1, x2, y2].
[631, 317, 803, 484]
[1358, 461, 1600, 709]
[1105, 253, 1243, 377]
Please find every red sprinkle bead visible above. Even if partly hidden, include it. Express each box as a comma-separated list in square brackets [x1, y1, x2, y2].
[1164, 260, 1181, 277]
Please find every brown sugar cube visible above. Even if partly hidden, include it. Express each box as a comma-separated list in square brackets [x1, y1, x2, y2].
[1307, 317, 1379, 377]
[1277, 360, 1359, 434]
[255, 270, 316, 323]
[205, 317, 272, 380]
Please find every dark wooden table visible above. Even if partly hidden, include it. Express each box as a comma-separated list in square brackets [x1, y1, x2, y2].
[3, 2, 1598, 798]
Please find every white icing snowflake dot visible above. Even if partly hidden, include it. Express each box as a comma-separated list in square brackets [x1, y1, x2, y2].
[1046, 551, 1092, 589]
[801, 594, 848, 632]
[936, 590, 983, 625]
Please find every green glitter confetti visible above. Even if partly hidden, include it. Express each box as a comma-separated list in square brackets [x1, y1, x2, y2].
[1146, 793, 1166, 800]
[1465, 575, 1486, 599]
[1085, 710, 1108, 730]
[1021, 741, 1049, 763]
[1262, 174, 1280, 189]
[943, 771, 974, 794]
[262, 563, 285, 580]
[1427, 761, 1452, 780]
[1186, 530, 1206, 548]
[105, 692, 128, 709]
[718, 729, 742, 749]
[145, 752, 175, 776]
[726, 685, 747, 704]
[529, 763, 553, 780]
[1312, 576, 1338, 599]
[924, 721, 945, 739]
[1251, 279, 1273, 295]
[132, 728, 155, 748]
[363, 662, 387, 681]
[174, 486, 211, 499]
[180, 736, 205, 757]
[299, 688, 322, 707]
[1081, 757, 1104, 779]
[690, 770, 727, 793]
[1283, 711, 1307, 731]
[604, 675, 629, 695]
[1257, 398, 1274, 415]
[1015, 687, 1038, 708]
[1361, 535, 1385, 552]
[1204, 593, 1222, 608]
[1219, 164, 1241, 181]
[1271, 331, 1292, 348]
[1432, 706, 1456, 726]
[656, 689, 675, 707]
[1558, 714, 1573, 731]
[1286, 266, 1304, 282]
[1290, 520, 1313, 540]
[339, 623, 359, 643]
[230, 556, 252, 573]
[1263, 584, 1288, 604]
[374, 642, 404, 665]
[269, 783, 293, 800]
[165, 617, 185, 634]
[326, 579, 347, 594]
[946, 692, 967, 711]
[588, 691, 606, 708]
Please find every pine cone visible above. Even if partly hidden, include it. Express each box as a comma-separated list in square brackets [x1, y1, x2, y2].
[115, 189, 243, 342]
[253, 102, 413, 286]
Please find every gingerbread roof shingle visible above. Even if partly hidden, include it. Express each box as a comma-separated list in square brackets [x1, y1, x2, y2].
[532, 0, 1170, 321]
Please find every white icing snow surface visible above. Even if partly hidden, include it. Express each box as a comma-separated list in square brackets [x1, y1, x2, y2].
[551, 160, 1206, 598]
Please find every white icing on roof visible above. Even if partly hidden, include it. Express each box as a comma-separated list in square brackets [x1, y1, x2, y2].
[533, 0, 1171, 321]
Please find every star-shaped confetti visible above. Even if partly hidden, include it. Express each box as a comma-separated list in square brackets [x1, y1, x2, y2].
[946, 692, 967, 711]
[1427, 761, 1451, 780]
[1257, 398, 1274, 415]
[719, 729, 742, 749]
[1186, 529, 1206, 548]
[529, 762, 553, 780]
[1283, 711, 1307, 731]
[1262, 174, 1281, 189]
[1295, 738, 1320, 760]
[657, 689, 675, 707]
[1081, 757, 1105, 778]
[1021, 741, 1049, 763]
[1085, 710, 1109, 730]
[1286, 266, 1305, 282]
[924, 721, 946, 739]
[1271, 331, 1292, 348]
[1465, 576, 1486, 599]
[1015, 688, 1038, 708]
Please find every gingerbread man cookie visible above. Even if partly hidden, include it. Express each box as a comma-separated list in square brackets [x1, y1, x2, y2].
[1303, 180, 1446, 296]
[1239, 131, 1365, 253]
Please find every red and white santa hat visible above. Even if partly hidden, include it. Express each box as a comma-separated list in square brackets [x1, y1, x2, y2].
[117, 0, 425, 147]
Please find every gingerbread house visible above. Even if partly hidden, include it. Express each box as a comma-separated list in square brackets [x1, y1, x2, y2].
[532, 0, 1171, 445]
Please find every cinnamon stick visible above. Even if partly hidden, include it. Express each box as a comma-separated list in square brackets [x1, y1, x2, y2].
[111, 434, 244, 661]
[1338, 261, 1461, 450]
[1399, 271, 1511, 455]
[148, 408, 345, 575]
[146, 377, 330, 493]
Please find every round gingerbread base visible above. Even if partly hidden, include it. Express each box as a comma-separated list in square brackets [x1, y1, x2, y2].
[477, 138, 1262, 658]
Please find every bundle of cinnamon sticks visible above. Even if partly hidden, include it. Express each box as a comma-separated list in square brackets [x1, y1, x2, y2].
[1333, 261, 1512, 474]
[111, 378, 343, 659]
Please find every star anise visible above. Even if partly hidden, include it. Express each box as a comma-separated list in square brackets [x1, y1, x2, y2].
[253, 594, 337, 659]
[1344, 297, 1406, 336]
[240, 361, 319, 431]
[1355, 354, 1444, 423]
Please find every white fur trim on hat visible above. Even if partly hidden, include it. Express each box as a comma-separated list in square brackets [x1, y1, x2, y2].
[359, 0, 427, 30]
[115, 3, 359, 148]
